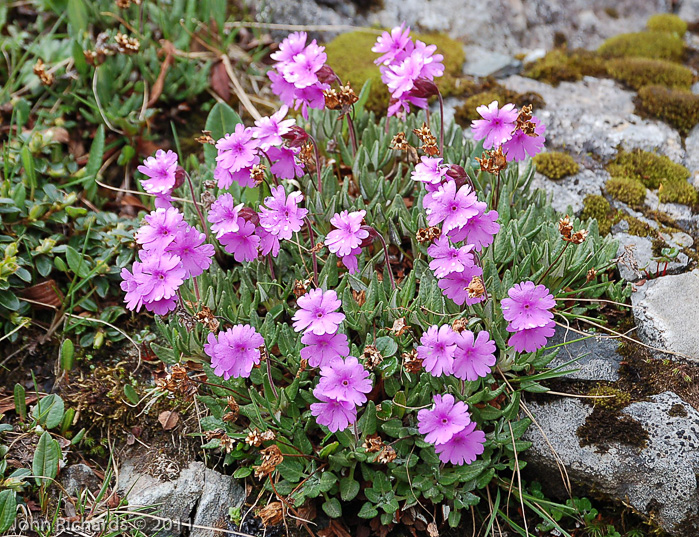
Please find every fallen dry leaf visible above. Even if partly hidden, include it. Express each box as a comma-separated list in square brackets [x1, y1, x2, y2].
[210, 61, 231, 101]
[147, 40, 175, 108]
[158, 410, 179, 431]
[20, 280, 63, 309]
[0, 394, 38, 414]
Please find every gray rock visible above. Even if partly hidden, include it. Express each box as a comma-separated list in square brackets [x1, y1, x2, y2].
[500, 76, 684, 162]
[529, 168, 607, 215]
[683, 124, 699, 188]
[525, 392, 699, 535]
[644, 190, 699, 232]
[631, 269, 699, 363]
[614, 232, 689, 282]
[59, 464, 101, 497]
[547, 326, 622, 381]
[462, 46, 521, 78]
[117, 459, 244, 537]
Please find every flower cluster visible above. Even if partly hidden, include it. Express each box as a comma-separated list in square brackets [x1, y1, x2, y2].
[418, 394, 485, 465]
[204, 324, 264, 379]
[417, 324, 497, 381]
[372, 24, 445, 117]
[501, 281, 556, 352]
[122, 153, 215, 315]
[325, 210, 370, 274]
[471, 101, 546, 162]
[268, 32, 330, 119]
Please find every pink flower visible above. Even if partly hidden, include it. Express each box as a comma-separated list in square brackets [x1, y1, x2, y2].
[138, 251, 186, 303]
[423, 181, 480, 233]
[135, 207, 185, 251]
[294, 83, 328, 120]
[434, 422, 486, 465]
[267, 146, 304, 180]
[417, 324, 458, 377]
[253, 105, 295, 150]
[412, 40, 444, 81]
[411, 157, 448, 185]
[214, 158, 259, 189]
[453, 330, 497, 381]
[316, 356, 372, 406]
[471, 101, 518, 150]
[340, 247, 362, 275]
[507, 320, 555, 353]
[500, 281, 555, 331]
[166, 225, 214, 278]
[215, 124, 259, 174]
[208, 193, 243, 238]
[300, 331, 349, 368]
[270, 32, 308, 64]
[428, 236, 475, 278]
[256, 226, 280, 258]
[292, 288, 345, 335]
[325, 210, 369, 257]
[121, 264, 146, 312]
[448, 203, 500, 251]
[280, 41, 327, 89]
[372, 23, 412, 66]
[204, 325, 264, 380]
[417, 394, 471, 445]
[219, 217, 260, 262]
[259, 185, 308, 240]
[502, 116, 546, 162]
[438, 265, 486, 307]
[137, 149, 178, 195]
[143, 295, 178, 315]
[310, 393, 357, 433]
[383, 54, 423, 98]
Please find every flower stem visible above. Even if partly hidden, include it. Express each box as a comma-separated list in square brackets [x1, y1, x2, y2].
[192, 276, 201, 302]
[267, 254, 276, 280]
[437, 90, 444, 157]
[493, 170, 501, 211]
[375, 232, 396, 290]
[305, 217, 319, 286]
[308, 134, 323, 196]
[347, 112, 358, 156]
[536, 241, 570, 286]
[184, 171, 209, 239]
[265, 346, 279, 399]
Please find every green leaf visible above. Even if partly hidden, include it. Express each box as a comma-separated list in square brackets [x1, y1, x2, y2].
[322, 498, 342, 518]
[340, 476, 360, 501]
[123, 384, 139, 405]
[32, 394, 65, 429]
[65, 246, 90, 278]
[13, 384, 26, 421]
[67, 0, 88, 34]
[60, 339, 75, 371]
[375, 336, 398, 357]
[357, 501, 379, 519]
[0, 490, 16, 533]
[0, 291, 19, 311]
[32, 432, 61, 486]
[233, 467, 253, 478]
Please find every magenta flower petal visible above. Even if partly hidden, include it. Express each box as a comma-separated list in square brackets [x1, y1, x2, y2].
[434, 422, 486, 465]
[453, 330, 497, 381]
[470, 101, 518, 150]
[502, 116, 546, 162]
[448, 202, 500, 251]
[501, 281, 556, 331]
[292, 288, 345, 335]
[325, 210, 369, 257]
[428, 236, 475, 278]
[437, 265, 485, 306]
[137, 149, 178, 195]
[219, 218, 260, 262]
[316, 356, 372, 406]
[417, 394, 471, 445]
[259, 185, 308, 240]
[166, 224, 214, 278]
[507, 320, 555, 353]
[300, 332, 349, 368]
[417, 324, 458, 377]
[204, 325, 264, 380]
[208, 193, 243, 238]
[423, 181, 480, 233]
[310, 393, 357, 433]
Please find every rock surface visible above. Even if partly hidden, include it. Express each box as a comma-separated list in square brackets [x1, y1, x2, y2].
[631, 269, 699, 363]
[500, 76, 685, 162]
[614, 232, 690, 282]
[117, 459, 245, 537]
[529, 168, 606, 215]
[547, 326, 622, 381]
[524, 392, 699, 534]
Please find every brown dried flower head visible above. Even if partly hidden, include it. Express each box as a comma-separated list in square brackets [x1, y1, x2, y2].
[515, 104, 538, 137]
[390, 132, 410, 151]
[299, 142, 314, 165]
[390, 317, 408, 337]
[403, 350, 423, 374]
[310, 241, 325, 254]
[475, 146, 508, 174]
[466, 276, 485, 299]
[33, 59, 54, 86]
[296, 358, 308, 378]
[293, 279, 310, 298]
[362, 434, 383, 453]
[570, 229, 589, 244]
[259, 502, 284, 527]
[377, 445, 397, 464]
[352, 289, 366, 306]
[362, 345, 384, 370]
[323, 89, 341, 110]
[194, 306, 219, 332]
[339, 84, 358, 106]
[254, 445, 284, 479]
[416, 226, 441, 243]
[246, 429, 263, 447]
[451, 318, 469, 333]
[155, 364, 198, 399]
[204, 429, 235, 452]
[222, 396, 240, 423]
[412, 122, 439, 156]
[558, 215, 573, 240]
[195, 130, 215, 145]
[115, 32, 140, 54]
[586, 268, 598, 282]
[250, 164, 267, 185]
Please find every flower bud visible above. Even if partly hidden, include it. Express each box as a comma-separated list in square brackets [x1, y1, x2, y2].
[316, 65, 338, 85]
[446, 164, 469, 189]
[359, 225, 379, 248]
[282, 126, 310, 148]
[408, 77, 439, 99]
[239, 206, 260, 226]
[174, 166, 186, 189]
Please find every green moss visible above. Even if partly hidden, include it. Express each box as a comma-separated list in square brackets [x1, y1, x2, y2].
[620, 214, 655, 237]
[523, 49, 608, 86]
[581, 194, 613, 235]
[606, 149, 690, 189]
[636, 85, 699, 135]
[659, 179, 699, 205]
[588, 385, 632, 410]
[324, 30, 465, 114]
[532, 151, 579, 180]
[647, 13, 688, 37]
[605, 176, 647, 206]
[598, 32, 684, 62]
[577, 407, 649, 451]
[606, 58, 693, 90]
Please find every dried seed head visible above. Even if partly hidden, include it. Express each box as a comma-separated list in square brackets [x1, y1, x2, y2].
[412, 122, 434, 144]
[194, 306, 219, 331]
[362, 434, 383, 453]
[402, 350, 423, 374]
[246, 429, 263, 447]
[570, 229, 589, 244]
[377, 445, 397, 464]
[416, 226, 441, 243]
[195, 130, 215, 145]
[339, 84, 358, 106]
[362, 345, 383, 370]
[250, 164, 267, 185]
[586, 268, 598, 282]
[310, 241, 325, 254]
[259, 502, 284, 527]
[352, 289, 366, 306]
[466, 276, 486, 299]
[451, 318, 469, 333]
[116, 0, 132, 7]
[293, 279, 310, 298]
[515, 104, 538, 137]
[390, 317, 408, 337]
[558, 215, 573, 240]
[298, 142, 315, 165]
[254, 445, 284, 479]
[323, 89, 341, 110]
[475, 146, 508, 174]
[260, 430, 276, 442]
[155, 364, 198, 399]
[33, 59, 54, 86]
[390, 132, 410, 151]
[115, 32, 140, 54]
[296, 359, 308, 377]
